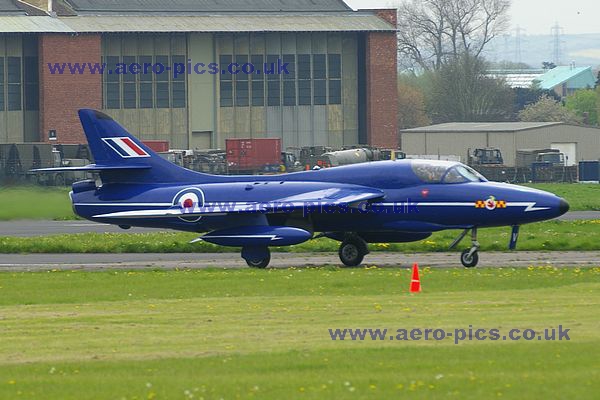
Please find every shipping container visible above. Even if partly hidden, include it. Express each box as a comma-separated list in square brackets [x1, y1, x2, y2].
[226, 138, 281, 173]
[142, 140, 170, 153]
[579, 161, 600, 182]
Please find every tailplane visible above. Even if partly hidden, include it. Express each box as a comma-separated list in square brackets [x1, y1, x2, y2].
[36, 109, 208, 184]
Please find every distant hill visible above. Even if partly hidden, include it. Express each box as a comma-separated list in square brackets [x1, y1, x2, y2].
[485, 33, 600, 70]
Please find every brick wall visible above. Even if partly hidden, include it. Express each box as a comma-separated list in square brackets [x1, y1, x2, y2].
[365, 9, 398, 149]
[38, 34, 102, 143]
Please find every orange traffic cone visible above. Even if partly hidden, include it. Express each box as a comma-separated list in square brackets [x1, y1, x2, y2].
[410, 263, 421, 293]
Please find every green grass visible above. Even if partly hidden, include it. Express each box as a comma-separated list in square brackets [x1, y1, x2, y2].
[0, 183, 599, 222]
[1, 219, 599, 253]
[0, 267, 598, 399]
[0, 186, 75, 221]
[525, 183, 600, 211]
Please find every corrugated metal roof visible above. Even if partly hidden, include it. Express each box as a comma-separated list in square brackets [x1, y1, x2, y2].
[66, 0, 352, 13]
[0, 0, 24, 13]
[0, 16, 74, 32]
[487, 73, 543, 89]
[401, 122, 563, 133]
[535, 66, 595, 90]
[59, 14, 395, 32]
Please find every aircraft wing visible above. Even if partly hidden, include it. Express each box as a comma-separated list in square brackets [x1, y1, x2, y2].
[271, 187, 384, 207]
[32, 164, 152, 172]
[91, 187, 384, 219]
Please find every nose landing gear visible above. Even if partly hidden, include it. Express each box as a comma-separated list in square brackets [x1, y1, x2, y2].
[451, 228, 480, 268]
[338, 234, 369, 267]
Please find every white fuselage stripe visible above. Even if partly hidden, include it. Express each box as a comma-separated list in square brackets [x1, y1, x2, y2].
[75, 203, 173, 207]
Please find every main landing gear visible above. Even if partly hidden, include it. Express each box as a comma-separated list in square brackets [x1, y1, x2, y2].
[338, 234, 370, 267]
[450, 228, 480, 268]
[242, 247, 271, 269]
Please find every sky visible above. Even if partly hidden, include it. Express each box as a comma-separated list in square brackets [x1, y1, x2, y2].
[344, 0, 600, 35]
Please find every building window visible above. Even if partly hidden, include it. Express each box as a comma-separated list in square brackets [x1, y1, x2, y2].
[267, 54, 281, 106]
[313, 54, 326, 106]
[155, 55, 169, 108]
[314, 79, 327, 106]
[139, 55, 153, 108]
[329, 79, 341, 105]
[251, 54, 264, 107]
[172, 55, 186, 108]
[7, 57, 22, 111]
[313, 54, 326, 79]
[235, 55, 249, 107]
[268, 80, 281, 106]
[220, 54, 233, 107]
[156, 82, 169, 108]
[217, 50, 342, 109]
[298, 80, 311, 106]
[172, 82, 186, 108]
[122, 56, 137, 109]
[104, 56, 120, 109]
[221, 81, 233, 107]
[252, 80, 264, 106]
[328, 54, 341, 79]
[0, 58, 4, 111]
[283, 81, 296, 106]
[140, 82, 153, 108]
[298, 54, 311, 79]
[298, 54, 311, 106]
[266, 54, 279, 80]
[283, 54, 296, 106]
[328, 54, 341, 105]
[102, 51, 186, 110]
[236, 81, 249, 107]
[24, 56, 39, 111]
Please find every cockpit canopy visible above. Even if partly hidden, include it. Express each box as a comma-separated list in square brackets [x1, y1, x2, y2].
[411, 160, 487, 184]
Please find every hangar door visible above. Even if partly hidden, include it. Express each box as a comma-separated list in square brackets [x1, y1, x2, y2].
[551, 143, 577, 166]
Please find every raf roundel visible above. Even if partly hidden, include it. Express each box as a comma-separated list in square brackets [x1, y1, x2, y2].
[172, 188, 205, 223]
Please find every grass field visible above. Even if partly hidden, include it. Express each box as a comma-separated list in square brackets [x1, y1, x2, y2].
[2, 219, 599, 253]
[0, 267, 598, 399]
[525, 183, 600, 211]
[0, 186, 74, 221]
[0, 183, 599, 222]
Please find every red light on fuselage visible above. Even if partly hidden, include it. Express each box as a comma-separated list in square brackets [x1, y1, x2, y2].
[183, 198, 194, 209]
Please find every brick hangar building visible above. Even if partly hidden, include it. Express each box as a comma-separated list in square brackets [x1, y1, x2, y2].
[0, 0, 398, 151]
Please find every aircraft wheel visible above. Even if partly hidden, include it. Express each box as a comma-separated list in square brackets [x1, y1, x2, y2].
[460, 249, 479, 268]
[245, 250, 271, 269]
[54, 173, 65, 187]
[339, 239, 367, 267]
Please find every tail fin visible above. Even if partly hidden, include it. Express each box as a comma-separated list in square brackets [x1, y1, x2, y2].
[78, 109, 206, 184]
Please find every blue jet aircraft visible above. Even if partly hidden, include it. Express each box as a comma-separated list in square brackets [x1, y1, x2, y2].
[37, 110, 570, 268]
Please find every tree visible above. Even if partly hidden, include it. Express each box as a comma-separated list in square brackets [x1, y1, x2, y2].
[518, 95, 582, 124]
[397, 0, 510, 71]
[542, 61, 556, 70]
[513, 87, 561, 116]
[565, 89, 598, 125]
[398, 78, 431, 128]
[425, 53, 514, 122]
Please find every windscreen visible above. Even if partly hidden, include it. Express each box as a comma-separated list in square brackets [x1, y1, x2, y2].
[411, 161, 487, 184]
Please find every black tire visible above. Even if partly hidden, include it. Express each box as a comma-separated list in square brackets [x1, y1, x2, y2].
[245, 252, 271, 269]
[54, 174, 65, 187]
[461, 249, 479, 268]
[339, 241, 365, 267]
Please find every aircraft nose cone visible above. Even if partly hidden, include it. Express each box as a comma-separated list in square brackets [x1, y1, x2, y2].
[558, 198, 570, 216]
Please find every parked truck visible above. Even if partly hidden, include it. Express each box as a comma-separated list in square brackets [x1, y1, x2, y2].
[0, 143, 91, 185]
[467, 148, 504, 166]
